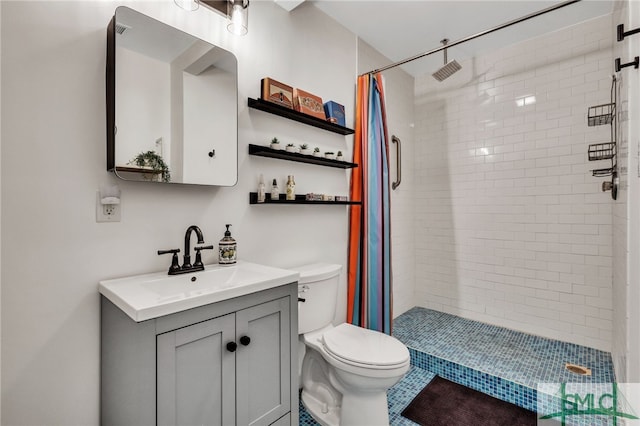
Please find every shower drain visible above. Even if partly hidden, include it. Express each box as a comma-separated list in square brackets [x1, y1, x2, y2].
[565, 363, 592, 376]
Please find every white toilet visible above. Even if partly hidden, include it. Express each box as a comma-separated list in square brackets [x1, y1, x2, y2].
[294, 263, 410, 426]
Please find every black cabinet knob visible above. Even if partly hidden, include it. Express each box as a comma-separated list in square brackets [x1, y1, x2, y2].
[226, 341, 237, 352]
[239, 336, 251, 346]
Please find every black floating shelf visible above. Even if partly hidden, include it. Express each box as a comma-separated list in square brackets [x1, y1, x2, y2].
[249, 193, 361, 205]
[249, 144, 357, 169]
[248, 98, 355, 135]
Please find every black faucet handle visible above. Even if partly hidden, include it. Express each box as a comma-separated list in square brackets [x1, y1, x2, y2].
[158, 248, 180, 255]
[194, 245, 214, 268]
[158, 248, 181, 274]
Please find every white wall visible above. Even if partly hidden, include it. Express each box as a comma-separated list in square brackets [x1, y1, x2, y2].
[0, 1, 357, 424]
[627, 0, 640, 383]
[615, 0, 640, 383]
[627, 0, 640, 384]
[612, 0, 630, 383]
[356, 40, 416, 318]
[414, 15, 615, 351]
[116, 47, 171, 165]
[0, 1, 3, 418]
[182, 66, 237, 184]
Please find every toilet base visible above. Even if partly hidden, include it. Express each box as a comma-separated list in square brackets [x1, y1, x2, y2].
[340, 392, 389, 426]
[301, 389, 341, 426]
[340, 391, 390, 426]
[301, 348, 395, 426]
[302, 388, 391, 426]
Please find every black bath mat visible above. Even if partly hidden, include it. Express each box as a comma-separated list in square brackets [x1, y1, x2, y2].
[401, 376, 537, 426]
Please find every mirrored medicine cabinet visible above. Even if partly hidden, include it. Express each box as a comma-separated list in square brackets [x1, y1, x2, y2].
[106, 6, 238, 186]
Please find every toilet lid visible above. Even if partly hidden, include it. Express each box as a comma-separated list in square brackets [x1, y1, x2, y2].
[322, 323, 409, 367]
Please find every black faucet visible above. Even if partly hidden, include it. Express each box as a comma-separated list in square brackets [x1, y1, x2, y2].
[158, 225, 213, 275]
[182, 225, 204, 269]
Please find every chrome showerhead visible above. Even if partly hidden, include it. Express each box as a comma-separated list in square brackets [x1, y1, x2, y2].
[432, 39, 461, 81]
[433, 60, 462, 81]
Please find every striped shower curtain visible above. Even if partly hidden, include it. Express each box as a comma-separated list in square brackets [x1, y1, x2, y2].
[347, 72, 392, 334]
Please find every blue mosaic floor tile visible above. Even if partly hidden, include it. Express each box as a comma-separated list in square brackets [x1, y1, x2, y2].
[387, 366, 435, 425]
[298, 398, 319, 426]
[393, 307, 615, 388]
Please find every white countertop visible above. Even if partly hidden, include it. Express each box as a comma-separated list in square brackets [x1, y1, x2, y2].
[99, 261, 299, 322]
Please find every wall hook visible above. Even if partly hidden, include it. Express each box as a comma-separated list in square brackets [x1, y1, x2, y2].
[615, 57, 639, 72]
[617, 24, 640, 42]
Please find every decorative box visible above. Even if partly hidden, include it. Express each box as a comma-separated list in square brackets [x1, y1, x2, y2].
[293, 88, 326, 120]
[323, 101, 345, 126]
[305, 193, 324, 201]
[261, 78, 293, 109]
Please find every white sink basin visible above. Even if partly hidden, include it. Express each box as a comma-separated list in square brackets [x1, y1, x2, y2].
[99, 261, 299, 322]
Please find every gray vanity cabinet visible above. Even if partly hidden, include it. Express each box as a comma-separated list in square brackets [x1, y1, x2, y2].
[101, 283, 298, 426]
[235, 298, 291, 425]
[156, 313, 236, 426]
[156, 298, 291, 426]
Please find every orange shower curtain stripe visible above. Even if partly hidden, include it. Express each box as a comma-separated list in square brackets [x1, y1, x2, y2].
[347, 74, 367, 324]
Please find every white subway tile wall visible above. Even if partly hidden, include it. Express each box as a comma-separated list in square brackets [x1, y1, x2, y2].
[612, 1, 629, 382]
[413, 15, 614, 351]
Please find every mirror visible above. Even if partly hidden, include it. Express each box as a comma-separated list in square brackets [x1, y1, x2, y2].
[106, 6, 238, 186]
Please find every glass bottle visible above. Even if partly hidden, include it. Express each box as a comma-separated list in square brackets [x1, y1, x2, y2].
[270, 178, 280, 201]
[257, 174, 266, 203]
[286, 175, 296, 200]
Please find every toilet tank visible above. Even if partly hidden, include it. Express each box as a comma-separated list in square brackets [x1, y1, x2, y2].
[292, 263, 342, 334]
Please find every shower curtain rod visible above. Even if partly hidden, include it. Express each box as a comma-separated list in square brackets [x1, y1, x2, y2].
[363, 0, 582, 75]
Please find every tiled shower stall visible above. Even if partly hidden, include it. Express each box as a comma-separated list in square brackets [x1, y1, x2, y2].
[413, 14, 615, 352]
[335, 6, 639, 424]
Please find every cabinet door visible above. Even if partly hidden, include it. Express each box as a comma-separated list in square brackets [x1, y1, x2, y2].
[236, 297, 291, 426]
[157, 313, 236, 426]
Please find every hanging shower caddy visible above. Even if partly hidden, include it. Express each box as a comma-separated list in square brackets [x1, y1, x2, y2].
[586, 75, 618, 199]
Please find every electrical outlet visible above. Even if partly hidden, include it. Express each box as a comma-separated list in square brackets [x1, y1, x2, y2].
[96, 191, 121, 223]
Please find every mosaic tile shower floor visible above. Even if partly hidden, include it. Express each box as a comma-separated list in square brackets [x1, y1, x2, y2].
[299, 307, 616, 426]
[393, 307, 614, 388]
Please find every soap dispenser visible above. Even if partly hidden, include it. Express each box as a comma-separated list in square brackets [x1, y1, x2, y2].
[218, 224, 237, 265]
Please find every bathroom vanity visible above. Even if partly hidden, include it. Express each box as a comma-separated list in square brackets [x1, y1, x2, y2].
[100, 262, 299, 426]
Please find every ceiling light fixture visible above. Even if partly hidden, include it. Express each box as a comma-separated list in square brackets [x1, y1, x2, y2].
[227, 0, 249, 36]
[198, 0, 250, 36]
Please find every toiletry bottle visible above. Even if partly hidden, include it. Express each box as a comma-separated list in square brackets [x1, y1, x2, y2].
[218, 224, 237, 265]
[257, 174, 266, 203]
[270, 178, 280, 201]
[286, 175, 296, 200]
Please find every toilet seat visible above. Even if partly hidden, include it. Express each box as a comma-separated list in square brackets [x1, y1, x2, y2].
[321, 323, 409, 370]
